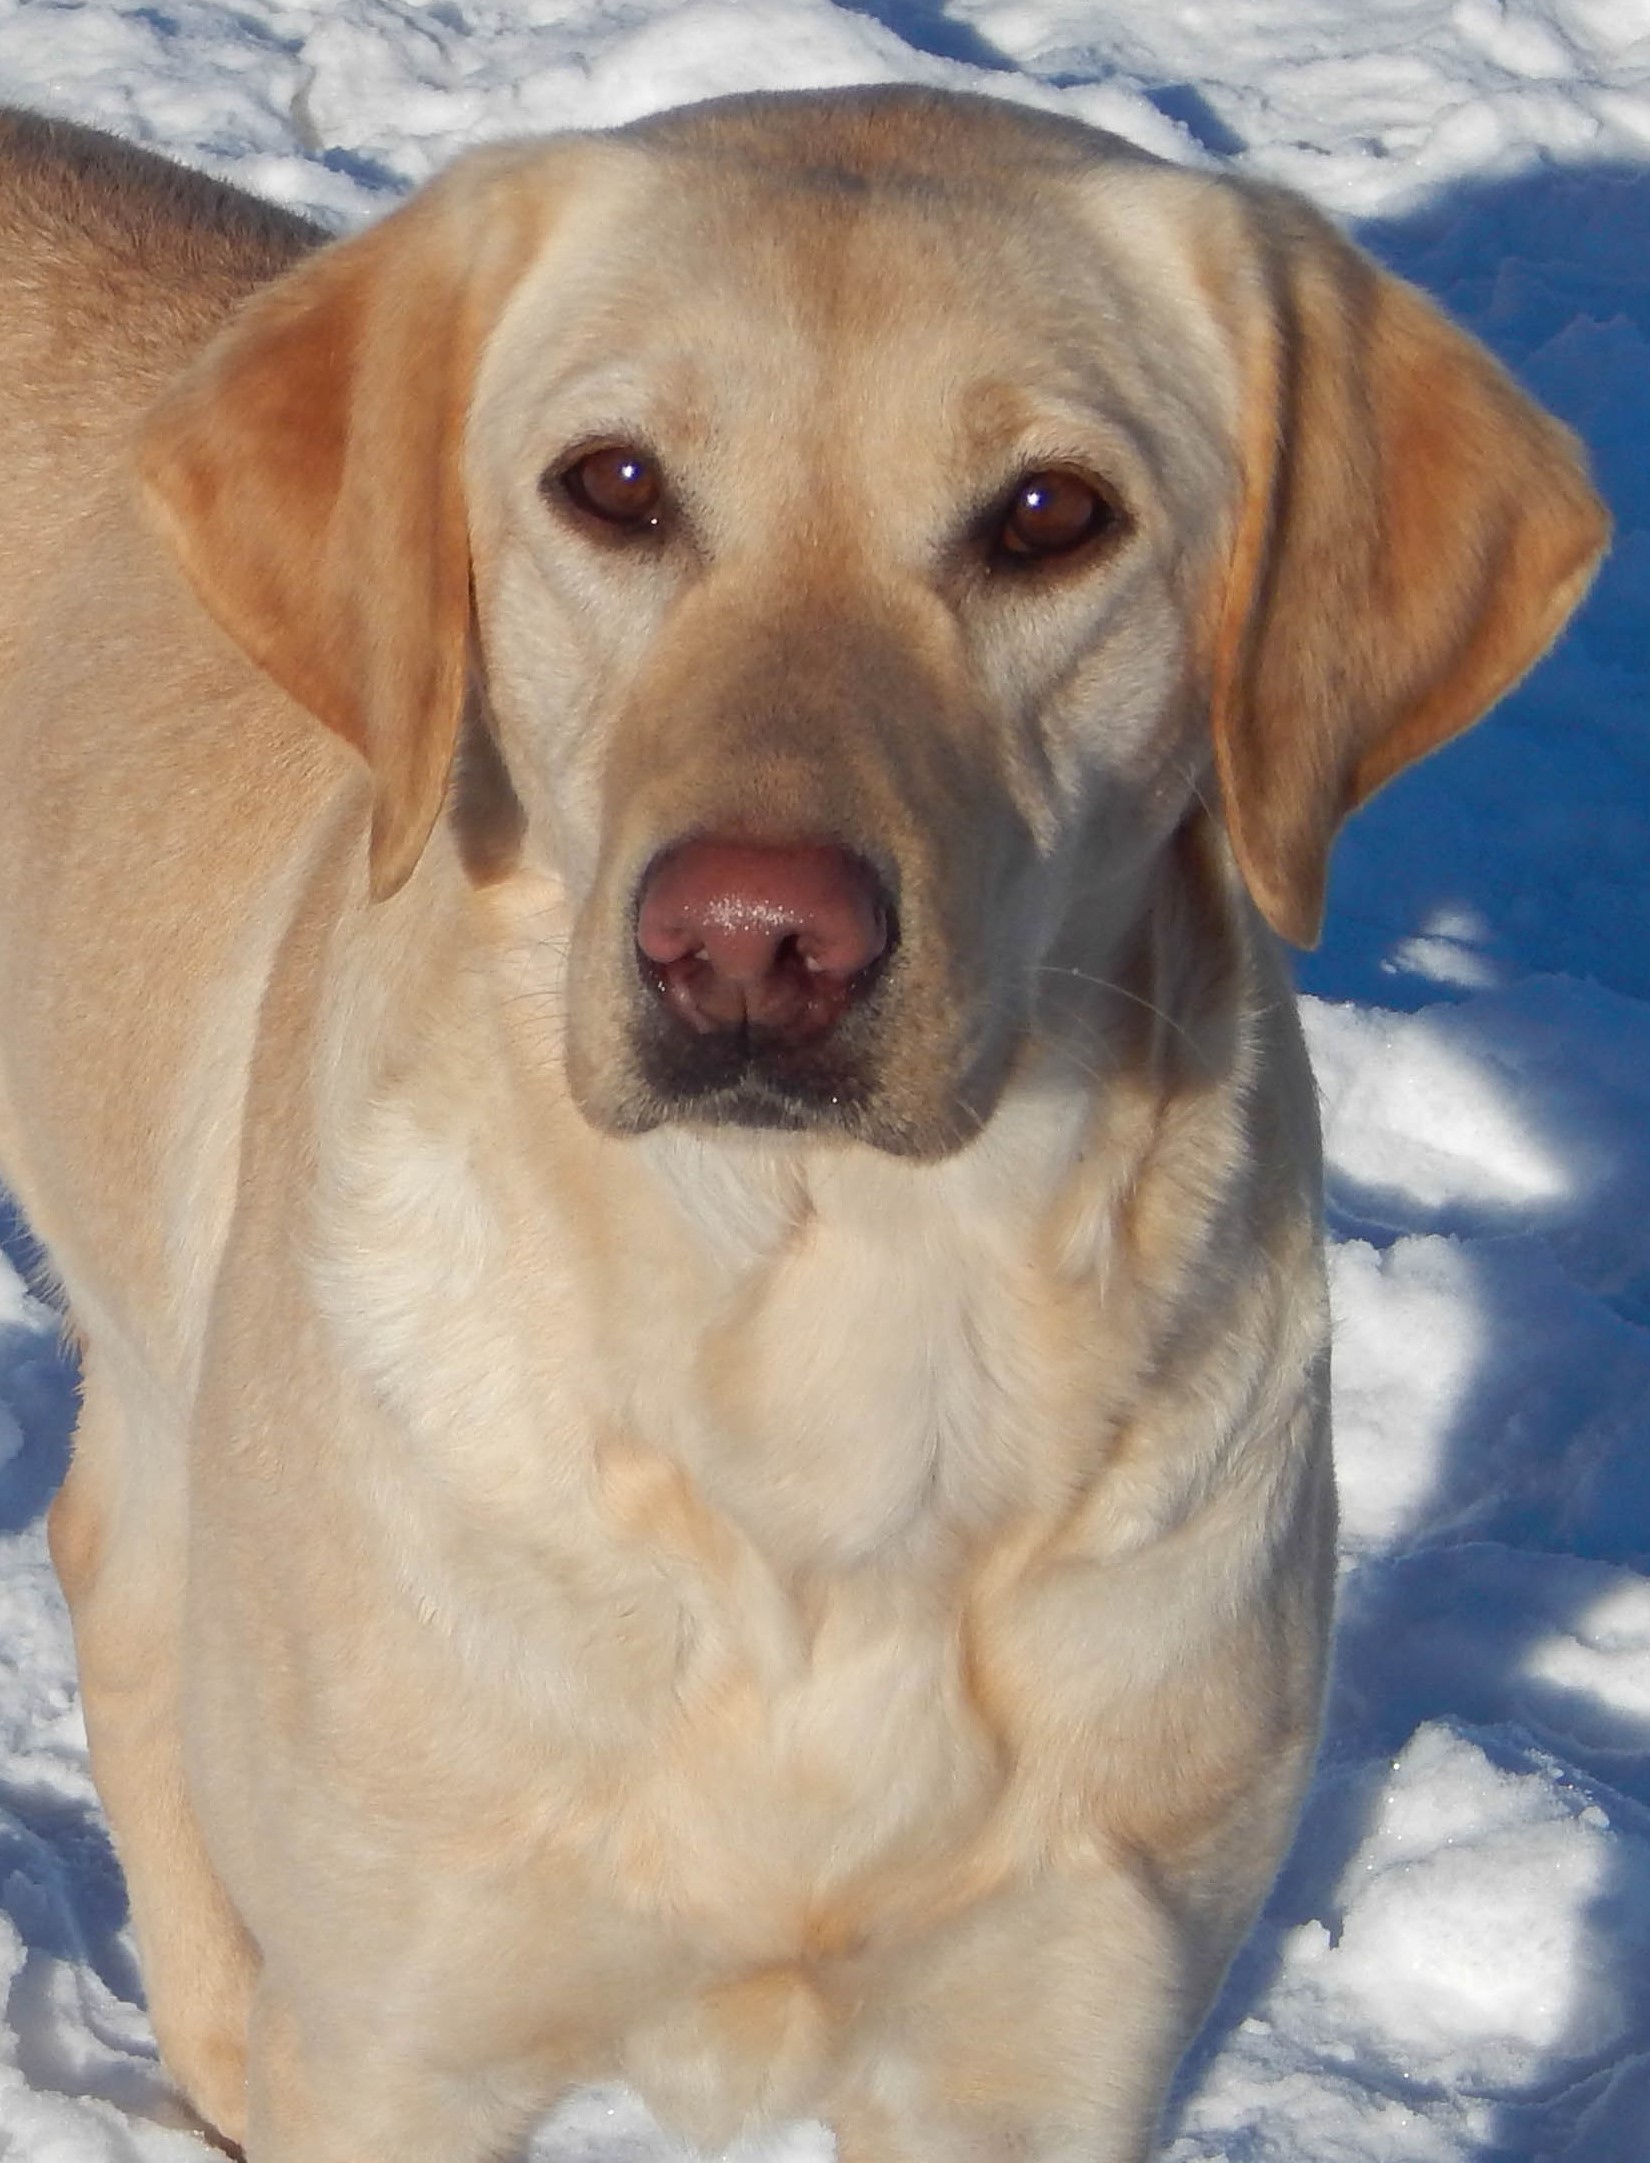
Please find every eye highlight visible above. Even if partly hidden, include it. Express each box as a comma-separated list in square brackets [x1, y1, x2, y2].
[550, 445, 666, 534]
[993, 469, 1123, 565]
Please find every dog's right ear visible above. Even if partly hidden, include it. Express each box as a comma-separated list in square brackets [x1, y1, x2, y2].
[138, 144, 563, 899]
[1204, 184, 1608, 948]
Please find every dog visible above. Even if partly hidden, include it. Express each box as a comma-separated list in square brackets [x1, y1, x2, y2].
[0, 89, 1604, 2163]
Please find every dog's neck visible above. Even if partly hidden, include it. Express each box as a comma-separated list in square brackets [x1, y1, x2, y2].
[302, 807, 1301, 1630]
[333, 817, 1262, 1531]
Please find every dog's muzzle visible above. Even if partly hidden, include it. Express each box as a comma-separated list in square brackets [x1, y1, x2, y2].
[631, 837, 896, 1126]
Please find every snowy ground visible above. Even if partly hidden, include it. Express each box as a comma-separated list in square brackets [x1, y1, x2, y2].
[0, 0, 1646, 2158]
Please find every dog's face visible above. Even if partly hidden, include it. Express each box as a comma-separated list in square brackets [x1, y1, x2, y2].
[138, 90, 1607, 1157]
[465, 115, 1240, 1153]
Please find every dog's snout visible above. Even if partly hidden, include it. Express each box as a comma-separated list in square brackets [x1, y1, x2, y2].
[636, 839, 891, 1044]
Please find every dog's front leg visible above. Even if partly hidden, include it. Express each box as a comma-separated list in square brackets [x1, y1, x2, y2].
[49, 1358, 260, 2148]
[245, 1978, 533, 2163]
[828, 1861, 1193, 2163]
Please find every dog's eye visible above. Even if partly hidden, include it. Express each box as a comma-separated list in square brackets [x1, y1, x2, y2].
[996, 470, 1120, 562]
[554, 446, 665, 533]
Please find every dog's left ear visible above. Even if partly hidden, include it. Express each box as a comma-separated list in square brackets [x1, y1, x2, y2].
[139, 144, 564, 899]
[1207, 185, 1609, 946]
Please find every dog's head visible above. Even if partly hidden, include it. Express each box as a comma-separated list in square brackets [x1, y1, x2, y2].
[139, 89, 1607, 1157]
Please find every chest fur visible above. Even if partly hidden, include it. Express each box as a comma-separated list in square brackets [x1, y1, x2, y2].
[298, 1049, 1235, 1916]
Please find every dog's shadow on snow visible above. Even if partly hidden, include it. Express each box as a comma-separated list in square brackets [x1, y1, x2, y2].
[0, 1193, 78, 1536]
[1167, 156, 1650, 2163]
[0, 1205, 177, 2117]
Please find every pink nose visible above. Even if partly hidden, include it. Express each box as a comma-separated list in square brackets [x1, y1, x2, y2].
[635, 839, 891, 1043]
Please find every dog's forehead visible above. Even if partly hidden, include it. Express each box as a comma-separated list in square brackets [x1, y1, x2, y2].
[610, 85, 1157, 199]
[477, 96, 1245, 482]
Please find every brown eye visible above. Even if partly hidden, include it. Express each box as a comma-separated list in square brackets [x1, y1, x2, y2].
[997, 470, 1118, 562]
[555, 445, 665, 531]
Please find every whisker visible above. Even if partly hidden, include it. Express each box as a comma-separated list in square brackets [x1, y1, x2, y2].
[1032, 964, 1199, 1051]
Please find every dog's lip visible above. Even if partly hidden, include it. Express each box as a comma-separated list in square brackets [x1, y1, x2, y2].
[606, 944, 1020, 1161]
[633, 1002, 881, 1113]
[659, 1071, 872, 1131]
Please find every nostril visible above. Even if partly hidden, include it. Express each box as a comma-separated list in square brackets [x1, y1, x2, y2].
[635, 839, 892, 1043]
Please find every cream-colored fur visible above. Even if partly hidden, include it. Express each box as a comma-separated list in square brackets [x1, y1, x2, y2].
[0, 93, 1605, 2163]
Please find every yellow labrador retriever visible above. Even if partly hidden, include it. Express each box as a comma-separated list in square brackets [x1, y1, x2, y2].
[0, 91, 1604, 2163]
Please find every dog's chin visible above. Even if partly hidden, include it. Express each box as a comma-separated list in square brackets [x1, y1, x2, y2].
[569, 1014, 1004, 1162]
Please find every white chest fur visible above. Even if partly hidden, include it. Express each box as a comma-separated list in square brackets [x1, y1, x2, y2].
[304, 1045, 1123, 1824]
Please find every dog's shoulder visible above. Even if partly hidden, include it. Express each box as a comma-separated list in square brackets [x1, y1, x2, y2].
[0, 108, 322, 417]
[0, 108, 319, 297]
[0, 114, 327, 696]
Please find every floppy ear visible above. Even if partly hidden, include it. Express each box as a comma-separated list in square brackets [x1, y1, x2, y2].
[1208, 187, 1609, 946]
[138, 144, 558, 898]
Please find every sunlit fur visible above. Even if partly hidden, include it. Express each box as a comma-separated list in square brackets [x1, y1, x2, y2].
[0, 93, 1604, 2163]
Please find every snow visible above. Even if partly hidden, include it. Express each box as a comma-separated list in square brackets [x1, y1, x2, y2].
[0, 0, 1646, 2156]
